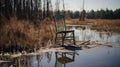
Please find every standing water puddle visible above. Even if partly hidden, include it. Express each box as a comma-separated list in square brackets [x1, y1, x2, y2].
[0, 25, 120, 67]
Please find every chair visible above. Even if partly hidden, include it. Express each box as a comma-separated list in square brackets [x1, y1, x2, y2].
[54, 14, 76, 46]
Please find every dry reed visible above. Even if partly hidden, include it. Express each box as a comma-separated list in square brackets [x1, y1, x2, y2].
[0, 15, 55, 52]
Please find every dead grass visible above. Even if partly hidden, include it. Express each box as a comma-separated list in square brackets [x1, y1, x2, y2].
[0, 15, 37, 51]
[66, 19, 120, 33]
[38, 18, 56, 47]
[90, 19, 120, 33]
[0, 15, 55, 52]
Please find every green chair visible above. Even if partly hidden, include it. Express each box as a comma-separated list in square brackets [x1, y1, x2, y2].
[54, 14, 76, 46]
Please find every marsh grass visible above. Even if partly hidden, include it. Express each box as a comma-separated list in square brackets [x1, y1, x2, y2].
[1, 14, 119, 53]
[90, 19, 120, 33]
[0, 15, 55, 53]
[66, 19, 120, 33]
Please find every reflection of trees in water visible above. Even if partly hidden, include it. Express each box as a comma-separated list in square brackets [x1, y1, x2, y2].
[45, 52, 52, 63]
[12, 56, 31, 67]
[0, 52, 53, 67]
[99, 32, 113, 43]
[117, 37, 120, 44]
[4, 52, 52, 67]
[0, 51, 80, 67]
[0, 59, 12, 67]
[36, 55, 43, 67]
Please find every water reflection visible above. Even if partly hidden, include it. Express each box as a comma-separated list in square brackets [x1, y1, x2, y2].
[0, 51, 78, 67]
[55, 52, 76, 67]
[0, 52, 52, 67]
[68, 25, 120, 45]
[1, 47, 120, 67]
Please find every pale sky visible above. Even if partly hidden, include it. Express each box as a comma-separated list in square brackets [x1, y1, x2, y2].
[51, 0, 120, 11]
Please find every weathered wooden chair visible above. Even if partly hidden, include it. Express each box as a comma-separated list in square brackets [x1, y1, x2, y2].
[54, 14, 76, 46]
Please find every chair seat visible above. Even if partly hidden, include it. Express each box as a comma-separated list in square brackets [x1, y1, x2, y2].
[55, 30, 76, 46]
[57, 36, 74, 39]
[57, 30, 74, 33]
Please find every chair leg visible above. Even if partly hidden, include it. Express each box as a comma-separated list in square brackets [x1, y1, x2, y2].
[61, 32, 66, 46]
[72, 31, 76, 45]
[55, 33, 58, 45]
[62, 33, 65, 46]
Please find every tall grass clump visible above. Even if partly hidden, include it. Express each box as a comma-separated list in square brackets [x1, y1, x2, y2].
[0, 14, 56, 53]
[38, 18, 56, 47]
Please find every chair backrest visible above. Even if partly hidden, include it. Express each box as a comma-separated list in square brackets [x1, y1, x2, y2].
[54, 14, 66, 32]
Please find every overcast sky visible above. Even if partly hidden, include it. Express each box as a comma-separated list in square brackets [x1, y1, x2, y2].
[51, 0, 120, 11]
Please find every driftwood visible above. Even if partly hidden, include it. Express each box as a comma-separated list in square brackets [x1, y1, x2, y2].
[79, 40, 90, 45]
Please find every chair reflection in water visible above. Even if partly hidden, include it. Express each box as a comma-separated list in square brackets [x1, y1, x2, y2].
[55, 52, 76, 67]
[54, 14, 76, 46]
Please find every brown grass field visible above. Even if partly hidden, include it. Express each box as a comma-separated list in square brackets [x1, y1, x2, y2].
[0, 15, 55, 52]
[66, 19, 120, 33]
[0, 15, 120, 52]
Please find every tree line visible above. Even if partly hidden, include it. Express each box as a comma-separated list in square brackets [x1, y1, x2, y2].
[64, 8, 120, 19]
[0, 0, 53, 22]
[86, 9, 120, 19]
[0, 0, 120, 21]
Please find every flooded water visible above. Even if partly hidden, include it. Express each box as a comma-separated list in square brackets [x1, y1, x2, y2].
[69, 25, 120, 44]
[0, 25, 120, 67]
